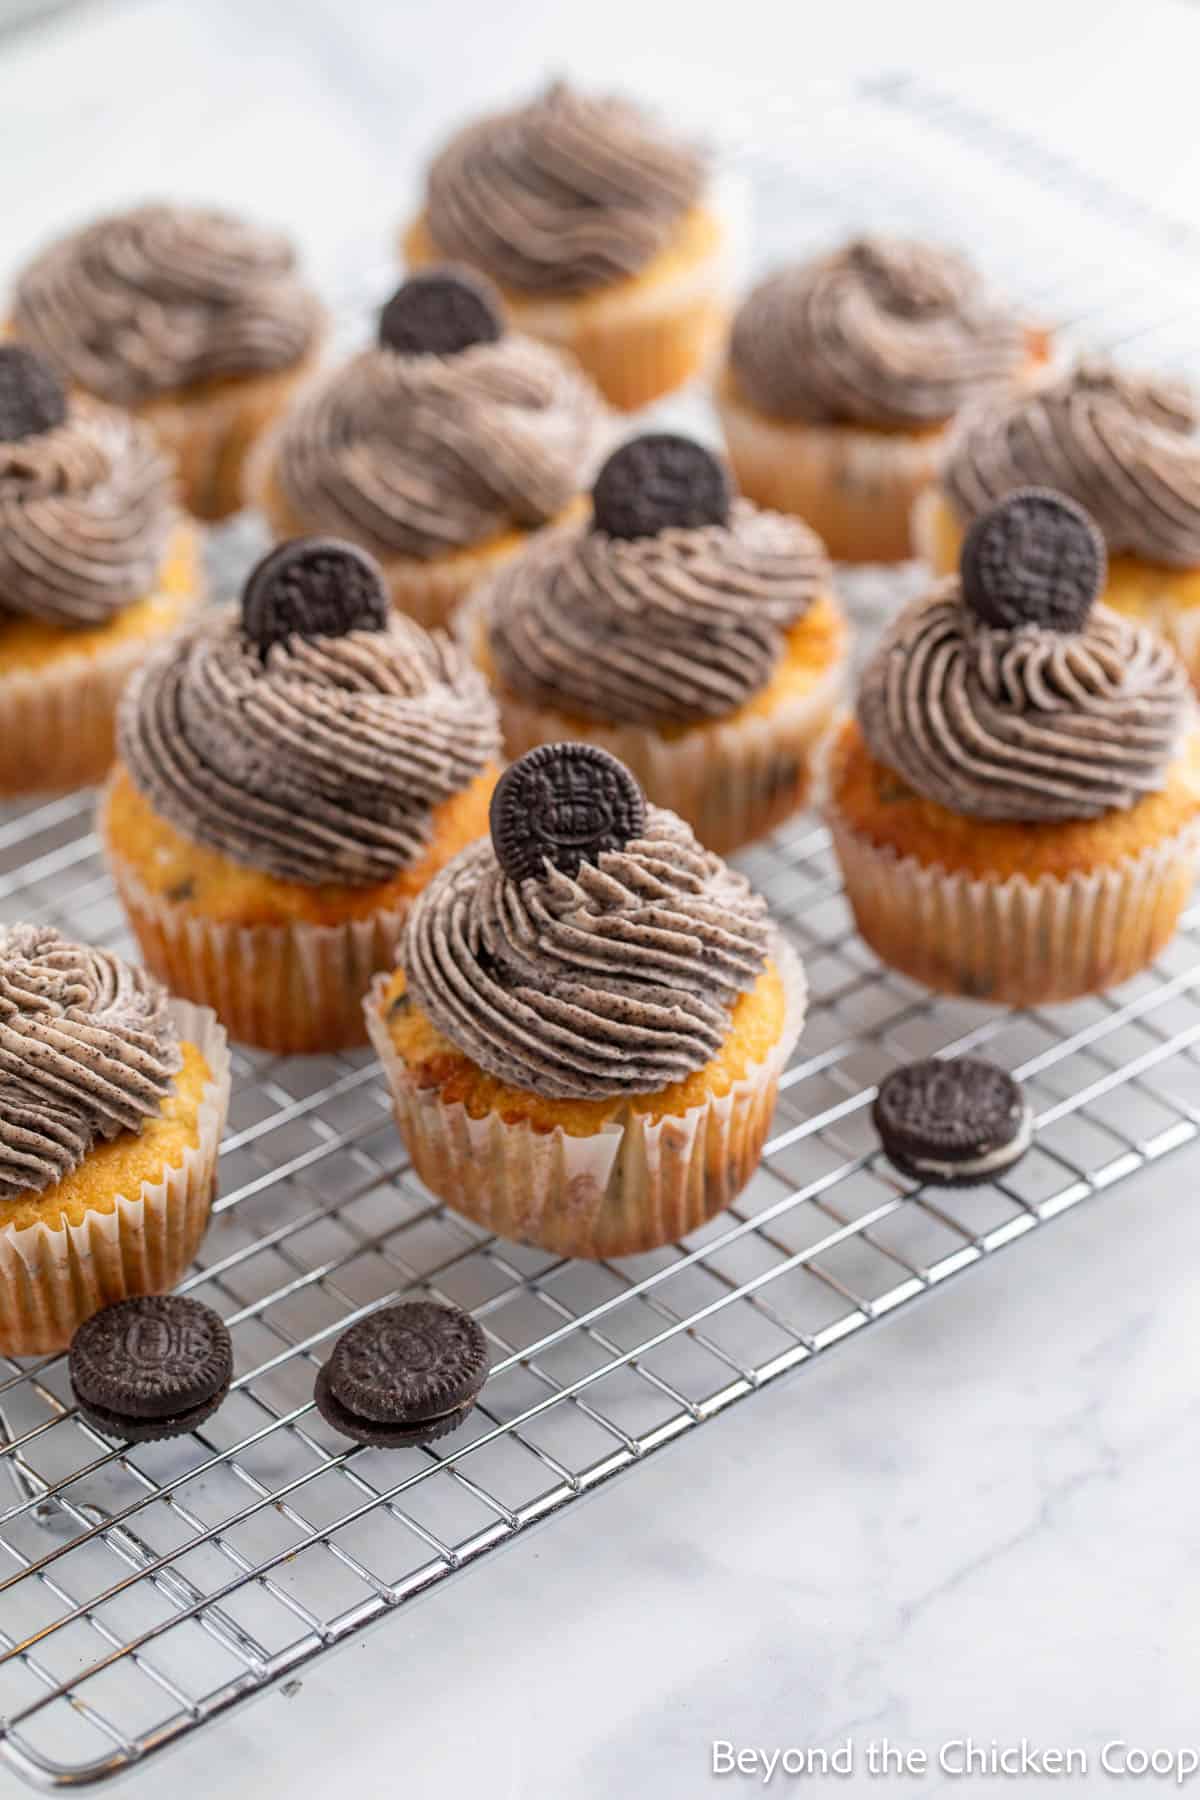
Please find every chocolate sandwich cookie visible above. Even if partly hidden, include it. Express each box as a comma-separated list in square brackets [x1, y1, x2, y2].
[69, 1295, 233, 1443]
[315, 1300, 489, 1448]
[241, 536, 390, 653]
[960, 487, 1106, 634]
[0, 345, 68, 442]
[378, 267, 504, 358]
[591, 433, 732, 540]
[873, 1056, 1032, 1186]
[489, 741, 647, 882]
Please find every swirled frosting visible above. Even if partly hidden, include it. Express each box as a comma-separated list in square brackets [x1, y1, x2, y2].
[402, 805, 770, 1098]
[729, 237, 1027, 428]
[271, 334, 606, 559]
[12, 204, 322, 407]
[857, 582, 1191, 822]
[485, 500, 831, 726]
[941, 360, 1200, 567]
[119, 606, 500, 885]
[0, 399, 175, 626]
[0, 923, 181, 1201]
[422, 81, 706, 297]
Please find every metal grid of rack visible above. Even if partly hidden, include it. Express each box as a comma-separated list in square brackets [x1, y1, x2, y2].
[4, 74, 1200, 1791]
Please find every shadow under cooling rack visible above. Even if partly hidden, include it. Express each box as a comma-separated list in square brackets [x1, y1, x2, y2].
[5, 73, 1200, 1789]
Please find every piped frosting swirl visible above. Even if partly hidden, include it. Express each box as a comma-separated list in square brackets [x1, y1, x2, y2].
[729, 237, 1027, 428]
[12, 204, 322, 407]
[0, 399, 176, 626]
[941, 360, 1200, 567]
[271, 334, 606, 560]
[485, 500, 831, 727]
[0, 924, 181, 1201]
[402, 805, 770, 1099]
[857, 581, 1191, 822]
[118, 606, 500, 885]
[422, 81, 706, 297]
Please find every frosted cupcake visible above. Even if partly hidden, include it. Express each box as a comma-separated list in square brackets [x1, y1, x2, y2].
[468, 433, 848, 855]
[717, 237, 1040, 563]
[0, 925, 230, 1356]
[366, 744, 806, 1259]
[402, 81, 729, 411]
[915, 359, 1200, 686]
[0, 345, 199, 794]
[11, 203, 324, 521]
[253, 268, 607, 629]
[101, 538, 501, 1055]
[825, 490, 1200, 1005]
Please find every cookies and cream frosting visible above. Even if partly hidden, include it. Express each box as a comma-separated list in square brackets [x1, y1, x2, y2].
[729, 237, 1027, 428]
[0, 924, 181, 1200]
[402, 805, 770, 1099]
[118, 606, 500, 885]
[0, 398, 176, 626]
[941, 360, 1200, 568]
[12, 204, 322, 406]
[484, 500, 831, 727]
[857, 581, 1190, 823]
[422, 81, 706, 297]
[271, 334, 605, 560]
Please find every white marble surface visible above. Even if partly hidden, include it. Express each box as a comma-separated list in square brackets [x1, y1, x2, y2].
[4, 2, 1200, 1796]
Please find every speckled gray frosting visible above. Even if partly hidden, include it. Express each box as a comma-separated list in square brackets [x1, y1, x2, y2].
[857, 580, 1191, 822]
[0, 924, 181, 1200]
[119, 605, 500, 886]
[402, 804, 770, 1099]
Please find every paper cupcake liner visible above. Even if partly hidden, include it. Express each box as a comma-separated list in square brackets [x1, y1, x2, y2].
[141, 346, 324, 524]
[827, 803, 1200, 1006]
[0, 1000, 230, 1358]
[0, 606, 199, 798]
[364, 935, 806, 1260]
[106, 842, 410, 1056]
[462, 592, 847, 855]
[717, 384, 946, 565]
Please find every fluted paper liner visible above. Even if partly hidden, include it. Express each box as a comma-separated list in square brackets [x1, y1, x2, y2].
[461, 593, 847, 856]
[827, 804, 1200, 1006]
[0, 1000, 230, 1358]
[364, 936, 807, 1260]
[105, 842, 411, 1056]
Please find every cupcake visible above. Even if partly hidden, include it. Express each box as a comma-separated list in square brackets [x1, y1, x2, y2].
[0, 924, 230, 1357]
[252, 268, 607, 630]
[466, 432, 848, 856]
[402, 81, 729, 411]
[717, 236, 1042, 563]
[365, 743, 807, 1258]
[824, 490, 1200, 1005]
[11, 203, 324, 522]
[915, 358, 1200, 686]
[0, 345, 200, 795]
[101, 537, 501, 1055]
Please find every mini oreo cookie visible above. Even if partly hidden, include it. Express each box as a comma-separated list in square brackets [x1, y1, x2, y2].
[0, 345, 68, 443]
[378, 267, 504, 358]
[490, 742, 647, 882]
[591, 433, 732, 540]
[873, 1056, 1032, 1187]
[315, 1300, 489, 1449]
[960, 488, 1107, 634]
[69, 1296, 233, 1443]
[242, 537, 390, 653]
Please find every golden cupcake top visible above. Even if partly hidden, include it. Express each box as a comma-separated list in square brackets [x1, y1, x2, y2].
[270, 269, 608, 561]
[940, 359, 1200, 568]
[729, 236, 1027, 428]
[12, 203, 324, 406]
[857, 489, 1192, 823]
[484, 432, 831, 726]
[0, 346, 177, 628]
[0, 923, 181, 1201]
[117, 537, 501, 887]
[401, 744, 772, 1099]
[419, 80, 706, 297]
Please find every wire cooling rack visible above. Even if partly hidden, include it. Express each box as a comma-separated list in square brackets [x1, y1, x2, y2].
[4, 73, 1200, 1792]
